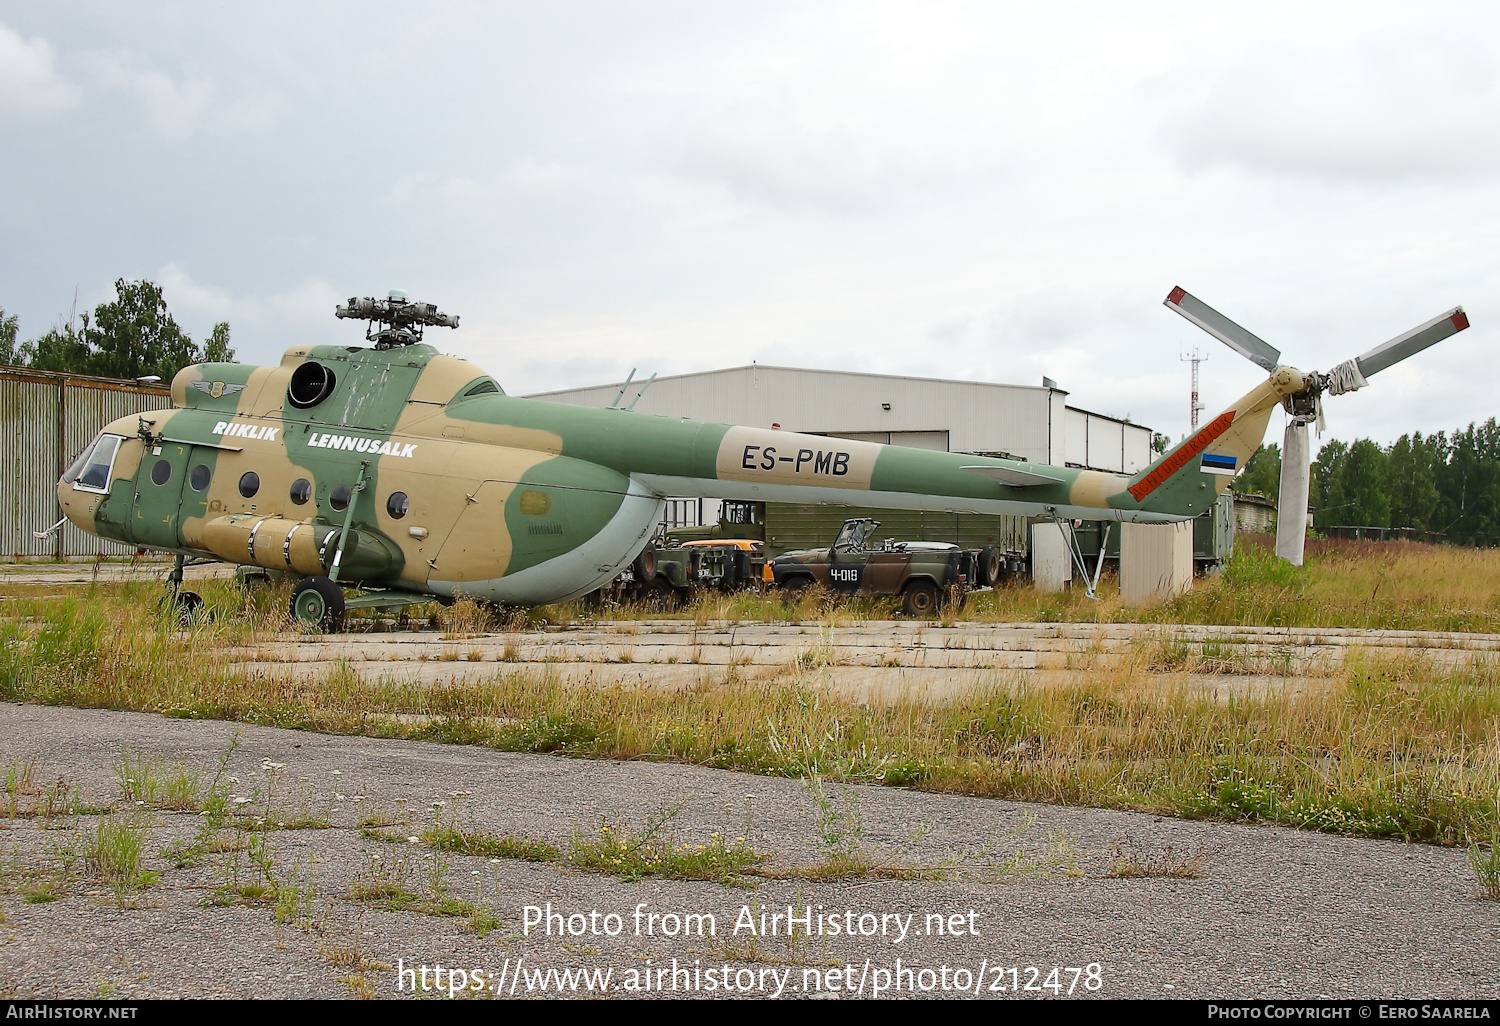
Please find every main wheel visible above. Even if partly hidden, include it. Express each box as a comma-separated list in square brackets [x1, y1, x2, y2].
[901, 580, 942, 618]
[290, 576, 346, 633]
[168, 589, 205, 627]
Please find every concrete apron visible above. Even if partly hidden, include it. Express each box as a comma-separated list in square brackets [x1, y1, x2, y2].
[220, 620, 1500, 703]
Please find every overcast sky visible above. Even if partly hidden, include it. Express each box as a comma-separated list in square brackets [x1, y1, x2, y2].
[3, 1, 1496, 451]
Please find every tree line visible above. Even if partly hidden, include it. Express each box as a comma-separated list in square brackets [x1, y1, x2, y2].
[0, 279, 233, 382]
[1237, 426, 1500, 543]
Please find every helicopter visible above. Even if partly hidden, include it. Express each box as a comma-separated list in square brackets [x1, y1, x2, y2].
[52, 288, 1468, 630]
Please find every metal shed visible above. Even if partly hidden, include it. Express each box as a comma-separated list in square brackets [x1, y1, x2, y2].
[1, 367, 173, 561]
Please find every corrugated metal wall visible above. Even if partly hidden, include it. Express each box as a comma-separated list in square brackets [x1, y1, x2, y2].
[0, 369, 173, 560]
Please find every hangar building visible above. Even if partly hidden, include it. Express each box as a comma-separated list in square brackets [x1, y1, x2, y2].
[530, 365, 1157, 472]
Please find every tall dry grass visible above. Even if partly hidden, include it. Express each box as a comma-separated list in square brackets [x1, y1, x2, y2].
[3, 571, 1499, 844]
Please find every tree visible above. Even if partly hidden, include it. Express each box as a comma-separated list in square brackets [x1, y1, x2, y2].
[7, 280, 234, 380]
[203, 322, 233, 363]
[0, 307, 17, 365]
[1310, 438, 1346, 522]
[1387, 432, 1441, 530]
[1335, 439, 1391, 527]
[1436, 420, 1500, 541]
[1236, 443, 1281, 498]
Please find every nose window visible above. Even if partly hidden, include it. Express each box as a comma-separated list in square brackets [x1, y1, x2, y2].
[71, 435, 124, 493]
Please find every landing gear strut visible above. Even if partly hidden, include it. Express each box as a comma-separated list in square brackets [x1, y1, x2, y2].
[162, 553, 205, 626]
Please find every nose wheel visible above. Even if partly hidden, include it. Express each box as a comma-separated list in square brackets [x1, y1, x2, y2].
[290, 576, 346, 633]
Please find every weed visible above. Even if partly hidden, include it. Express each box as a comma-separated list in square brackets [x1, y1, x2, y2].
[1467, 823, 1500, 900]
[1103, 834, 1222, 879]
[85, 815, 157, 891]
[3, 762, 37, 818]
[568, 805, 762, 885]
[421, 821, 561, 863]
[803, 775, 866, 866]
[357, 805, 406, 830]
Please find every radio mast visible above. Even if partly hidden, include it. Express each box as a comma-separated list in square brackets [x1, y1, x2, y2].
[1180, 347, 1207, 430]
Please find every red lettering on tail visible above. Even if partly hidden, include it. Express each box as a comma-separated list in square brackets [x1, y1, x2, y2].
[1128, 411, 1235, 502]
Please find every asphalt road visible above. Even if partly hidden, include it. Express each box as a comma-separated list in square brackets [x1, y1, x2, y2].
[0, 703, 1494, 1001]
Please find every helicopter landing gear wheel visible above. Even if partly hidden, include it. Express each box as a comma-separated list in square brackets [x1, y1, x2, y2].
[290, 576, 346, 633]
[166, 589, 205, 627]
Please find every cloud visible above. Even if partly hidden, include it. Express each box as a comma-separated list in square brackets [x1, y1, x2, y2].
[155, 263, 342, 358]
[85, 53, 280, 136]
[0, 23, 79, 118]
[1164, 32, 1500, 181]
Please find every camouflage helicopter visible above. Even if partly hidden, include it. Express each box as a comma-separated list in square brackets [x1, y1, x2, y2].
[53, 289, 1468, 630]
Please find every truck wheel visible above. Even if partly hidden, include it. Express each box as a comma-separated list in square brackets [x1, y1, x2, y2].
[978, 546, 1002, 587]
[780, 575, 814, 601]
[642, 577, 680, 611]
[290, 576, 346, 633]
[632, 547, 657, 581]
[901, 580, 942, 618]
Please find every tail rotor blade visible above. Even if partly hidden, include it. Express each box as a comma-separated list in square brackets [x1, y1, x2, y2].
[1276, 420, 1311, 566]
[1164, 286, 1282, 372]
[1351, 307, 1469, 379]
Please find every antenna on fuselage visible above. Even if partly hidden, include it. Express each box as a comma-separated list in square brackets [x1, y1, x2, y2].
[623, 373, 657, 411]
[335, 289, 460, 349]
[607, 368, 637, 409]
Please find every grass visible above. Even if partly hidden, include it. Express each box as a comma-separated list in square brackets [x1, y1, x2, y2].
[420, 821, 561, 863]
[1468, 822, 1500, 899]
[85, 815, 158, 891]
[567, 808, 763, 885]
[5, 542, 1500, 848]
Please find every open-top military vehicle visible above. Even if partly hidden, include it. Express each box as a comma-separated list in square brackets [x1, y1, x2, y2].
[766, 517, 1001, 616]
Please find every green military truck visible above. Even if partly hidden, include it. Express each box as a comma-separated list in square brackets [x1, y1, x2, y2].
[766, 517, 995, 616]
[669, 500, 1031, 570]
[593, 537, 766, 608]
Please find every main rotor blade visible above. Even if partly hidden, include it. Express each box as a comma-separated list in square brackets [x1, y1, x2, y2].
[1164, 287, 1282, 372]
[1276, 420, 1311, 566]
[1352, 307, 1469, 379]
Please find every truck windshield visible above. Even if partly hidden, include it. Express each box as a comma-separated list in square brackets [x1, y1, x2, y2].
[832, 520, 878, 553]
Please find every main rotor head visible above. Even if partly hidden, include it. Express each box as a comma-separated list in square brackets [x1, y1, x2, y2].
[336, 290, 460, 349]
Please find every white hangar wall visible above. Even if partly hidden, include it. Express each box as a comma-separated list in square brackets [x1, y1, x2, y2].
[529, 365, 1154, 474]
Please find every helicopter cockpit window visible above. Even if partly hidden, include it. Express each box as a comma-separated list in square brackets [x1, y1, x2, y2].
[457, 378, 500, 399]
[832, 519, 878, 554]
[70, 435, 123, 494]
